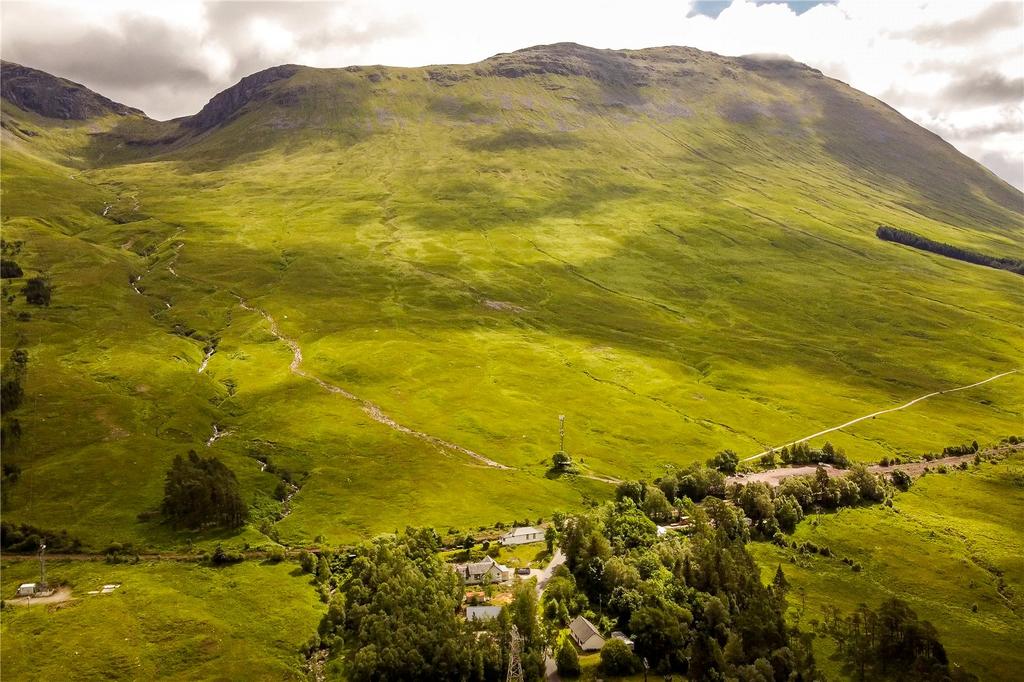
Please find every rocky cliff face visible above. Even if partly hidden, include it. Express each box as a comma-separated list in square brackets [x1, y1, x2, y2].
[182, 65, 301, 132]
[0, 61, 143, 119]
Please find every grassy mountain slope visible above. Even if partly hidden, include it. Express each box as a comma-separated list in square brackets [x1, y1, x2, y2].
[1, 44, 1021, 550]
[752, 449, 1024, 679]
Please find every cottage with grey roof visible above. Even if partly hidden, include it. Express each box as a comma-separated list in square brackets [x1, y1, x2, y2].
[568, 615, 605, 651]
[451, 556, 511, 585]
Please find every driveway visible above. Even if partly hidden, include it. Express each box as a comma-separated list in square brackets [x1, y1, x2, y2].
[535, 548, 566, 597]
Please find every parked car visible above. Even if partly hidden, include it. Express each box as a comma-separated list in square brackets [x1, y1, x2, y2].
[515, 567, 531, 576]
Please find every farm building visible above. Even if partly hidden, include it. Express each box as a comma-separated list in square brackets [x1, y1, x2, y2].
[500, 526, 544, 546]
[466, 605, 502, 622]
[568, 615, 605, 651]
[451, 556, 511, 585]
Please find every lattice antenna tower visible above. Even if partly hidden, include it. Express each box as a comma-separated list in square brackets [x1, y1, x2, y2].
[506, 624, 523, 682]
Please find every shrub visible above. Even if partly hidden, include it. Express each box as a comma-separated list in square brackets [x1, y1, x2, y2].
[22, 277, 51, 306]
[0, 259, 23, 278]
[211, 545, 244, 565]
[0, 376, 24, 412]
[267, 546, 286, 563]
[708, 449, 739, 474]
[556, 637, 580, 677]
[552, 451, 572, 469]
[601, 637, 641, 675]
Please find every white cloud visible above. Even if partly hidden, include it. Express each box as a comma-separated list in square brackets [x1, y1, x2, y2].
[1, 0, 1021, 188]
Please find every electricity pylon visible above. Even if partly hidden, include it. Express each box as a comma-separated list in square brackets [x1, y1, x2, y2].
[506, 625, 523, 682]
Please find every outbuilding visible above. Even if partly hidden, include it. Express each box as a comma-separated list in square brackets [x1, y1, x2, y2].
[611, 631, 635, 650]
[500, 526, 545, 546]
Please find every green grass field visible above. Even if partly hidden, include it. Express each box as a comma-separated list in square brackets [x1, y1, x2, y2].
[751, 449, 1024, 680]
[2, 46, 1021, 556]
[0, 558, 324, 680]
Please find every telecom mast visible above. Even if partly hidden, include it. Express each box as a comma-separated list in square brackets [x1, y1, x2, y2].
[559, 414, 565, 452]
[38, 543, 47, 590]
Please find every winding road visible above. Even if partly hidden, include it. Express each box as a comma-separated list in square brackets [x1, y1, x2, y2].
[742, 369, 1020, 462]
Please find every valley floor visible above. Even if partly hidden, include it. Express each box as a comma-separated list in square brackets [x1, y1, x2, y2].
[3, 448, 1021, 680]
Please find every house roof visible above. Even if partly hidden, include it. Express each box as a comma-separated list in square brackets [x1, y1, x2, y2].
[452, 556, 509, 575]
[569, 615, 602, 643]
[466, 606, 503, 621]
[504, 526, 544, 537]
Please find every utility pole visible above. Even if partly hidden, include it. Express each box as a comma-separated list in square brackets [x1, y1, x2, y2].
[38, 543, 47, 590]
[558, 415, 565, 452]
[506, 625, 523, 682]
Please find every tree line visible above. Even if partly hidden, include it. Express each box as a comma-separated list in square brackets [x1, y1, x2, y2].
[876, 225, 1024, 276]
[0, 521, 82, 553]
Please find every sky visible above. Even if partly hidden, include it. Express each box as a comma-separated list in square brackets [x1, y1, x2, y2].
[2, 0, 1022, 189]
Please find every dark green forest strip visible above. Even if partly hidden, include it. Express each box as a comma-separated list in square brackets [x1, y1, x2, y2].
[876, 225, 1024, 275]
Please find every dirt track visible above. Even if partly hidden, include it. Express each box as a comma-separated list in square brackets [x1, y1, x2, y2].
[728, 445, 1020, 488]
[742, 369, 1019, 462]
[237, 298, 510, 470]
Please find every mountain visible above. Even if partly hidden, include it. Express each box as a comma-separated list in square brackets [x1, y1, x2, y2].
[2, 41, 1023, 680]
[0, 61, 143, 120]
[1, 43, 1021, 552]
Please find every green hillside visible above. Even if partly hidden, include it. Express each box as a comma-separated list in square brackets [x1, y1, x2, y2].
[752, 448, 1024, 679]
[1, 45, 1021, 551]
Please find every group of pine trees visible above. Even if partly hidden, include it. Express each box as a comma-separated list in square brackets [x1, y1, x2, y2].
[824, 599, 975, 681]
[161, 450, 247, 529]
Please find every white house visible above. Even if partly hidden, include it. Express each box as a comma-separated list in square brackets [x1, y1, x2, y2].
[568, 615, 605, 652]
[452, 556, 511, 585]
[16, 583, 36, 597]
[500, 526, 545, 546]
